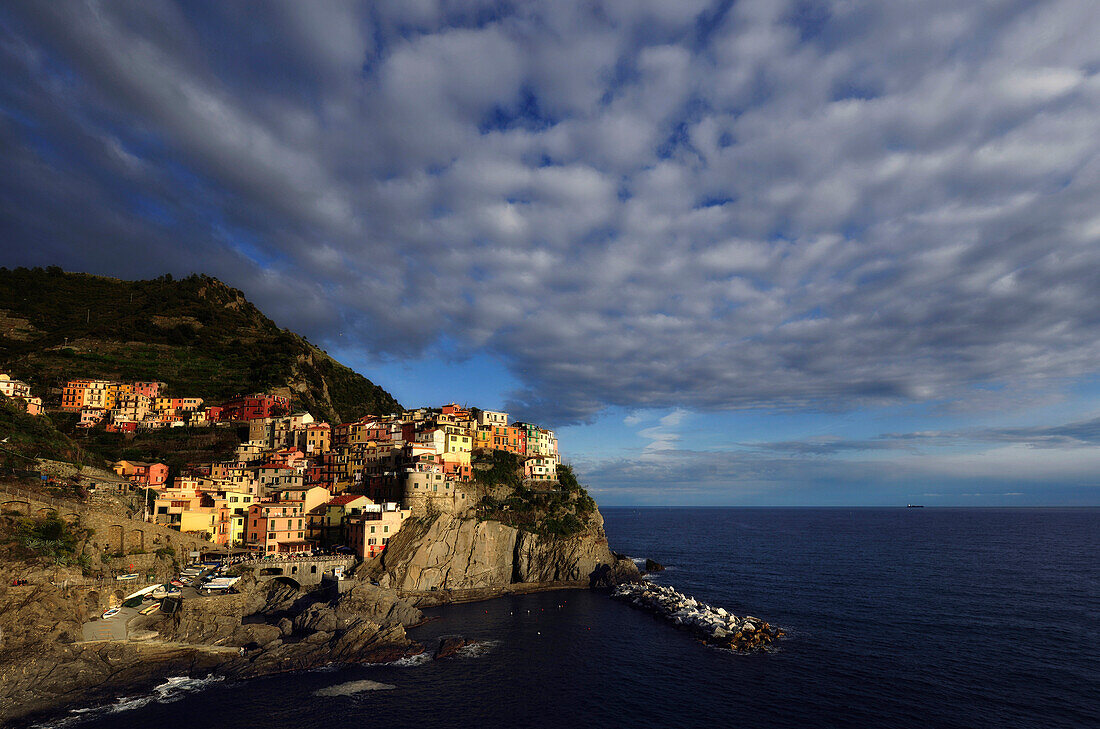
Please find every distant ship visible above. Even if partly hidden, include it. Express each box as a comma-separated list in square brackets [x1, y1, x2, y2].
[907, 504, 924, 508]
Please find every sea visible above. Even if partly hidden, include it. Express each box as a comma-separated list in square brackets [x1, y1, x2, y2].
[38, 508, 1099, 729]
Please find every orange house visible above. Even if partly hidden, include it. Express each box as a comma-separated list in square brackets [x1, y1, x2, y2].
[245, 501, 309, 555]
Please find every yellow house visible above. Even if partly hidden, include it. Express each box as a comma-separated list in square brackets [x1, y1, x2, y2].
[443, 426, 473, 455]
[179, 509, 216, 537]
[212, 490, 255, 546]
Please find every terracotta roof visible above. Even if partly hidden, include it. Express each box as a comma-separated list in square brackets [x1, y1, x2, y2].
[327, 494, 366, 506]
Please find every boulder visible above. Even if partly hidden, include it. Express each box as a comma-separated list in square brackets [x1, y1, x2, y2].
[337, 583, 422, 627]
[228, 622, 281, 647]
[433, 637, 468, 660]
[293, 604, 338, 634]
[644, 559, 665, 572]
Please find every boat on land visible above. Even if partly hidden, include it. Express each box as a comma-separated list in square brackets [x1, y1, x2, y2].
[123, 584, 161, 601]
[115, 573, 139, 580]
[140, 602, 162, 615]
[151, 584, 182, 599]
[202, 576, 241, 592]
[101, 607, 121, 619]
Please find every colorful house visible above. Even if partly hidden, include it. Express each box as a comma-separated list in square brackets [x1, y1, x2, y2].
[346, 502, 409, 558]
[217, 394, 290, 422]
[245, 500, 309, 555]
[113, 460, 169, 488]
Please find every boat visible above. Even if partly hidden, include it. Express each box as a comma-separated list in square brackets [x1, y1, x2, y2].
[907, 504, 924, 508]
[102, 607, 121, 619]
[115, 573, 139, 581]
[203, 576, 241, 592]
[151, 585, 182, 599]
[170, 579, 184, 587]
[123, 584, 161, 601]
[140, 602, 162, 615]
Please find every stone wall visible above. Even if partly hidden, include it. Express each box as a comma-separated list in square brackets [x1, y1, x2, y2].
[249, 556, 357, 587]
[402, 479, 477, 518]
[0, 485, 216, 572]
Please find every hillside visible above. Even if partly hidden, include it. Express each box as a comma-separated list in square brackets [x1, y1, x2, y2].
[0, 267, 400, 423]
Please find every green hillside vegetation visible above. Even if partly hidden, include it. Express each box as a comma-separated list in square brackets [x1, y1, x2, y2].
[0, 397, 96, 470]
[474, 453, 596, 536]
[80, 426, 243, 477]
[0, 266, 400, 423]
[1, 512, 93, 568]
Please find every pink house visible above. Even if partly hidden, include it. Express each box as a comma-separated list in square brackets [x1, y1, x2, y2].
[132, 381, 165, 398]
[113, 460, 169, 489]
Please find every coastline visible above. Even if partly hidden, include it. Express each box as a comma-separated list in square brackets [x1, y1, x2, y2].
[1, 577, 611, 728]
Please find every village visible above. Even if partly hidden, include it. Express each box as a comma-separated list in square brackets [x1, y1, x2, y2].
[1, 373, 561, 563]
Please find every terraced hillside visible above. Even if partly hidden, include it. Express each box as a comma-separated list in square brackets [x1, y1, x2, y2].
[0, 267, 400, 423]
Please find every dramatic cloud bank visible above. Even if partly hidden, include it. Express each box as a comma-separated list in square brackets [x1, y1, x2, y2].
[3, 1, 1100, 430]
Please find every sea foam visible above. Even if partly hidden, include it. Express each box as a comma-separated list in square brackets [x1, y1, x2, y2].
[313, 679, 396, 697]
[34, 675, 224, 728]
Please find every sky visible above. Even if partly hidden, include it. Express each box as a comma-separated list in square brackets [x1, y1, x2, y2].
[3, 1, 1100, 505]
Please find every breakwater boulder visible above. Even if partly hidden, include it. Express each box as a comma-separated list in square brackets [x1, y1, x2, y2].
[611, 582, 784, 652]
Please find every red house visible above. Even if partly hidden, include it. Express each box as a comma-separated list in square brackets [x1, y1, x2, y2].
[217, 394, 290, 422]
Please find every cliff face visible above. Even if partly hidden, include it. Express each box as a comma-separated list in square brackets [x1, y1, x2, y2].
[376, 510, 617, 592]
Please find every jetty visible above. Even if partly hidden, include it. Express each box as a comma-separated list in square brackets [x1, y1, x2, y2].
[611, 581, 784, 651]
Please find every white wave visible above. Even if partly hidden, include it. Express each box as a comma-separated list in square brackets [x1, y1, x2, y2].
[33, 675, 224, 728]
[456, 639, 501, 659]
[306, 663, 341, 673]
[313, 679, 396, 697]
[366, 651, 431, 667]
[391, 652, 432, 667]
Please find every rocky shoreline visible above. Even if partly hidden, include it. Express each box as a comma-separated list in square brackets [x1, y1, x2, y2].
[611, 581, 784, 651]
[2, 567, 773, 727]
[0, 573, 621, 728]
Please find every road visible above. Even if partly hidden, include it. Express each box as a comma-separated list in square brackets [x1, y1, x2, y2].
[81, 605, 140, 641]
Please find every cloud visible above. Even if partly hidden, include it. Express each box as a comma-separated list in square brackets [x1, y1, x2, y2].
[4, 1, 1100, 426]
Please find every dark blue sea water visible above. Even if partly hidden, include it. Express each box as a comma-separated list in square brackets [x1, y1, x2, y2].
[47, 508, 1099, 729]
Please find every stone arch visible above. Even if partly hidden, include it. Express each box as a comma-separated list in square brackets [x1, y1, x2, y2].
[85, 590, 100, 615]
[37, 507, 56, 519]
[1, 500, 29, 514]
[63, 512, 81, 524]
[271, 575, 300, 590]
[107, 525, 124, 554]
[127, 529, 145, 552]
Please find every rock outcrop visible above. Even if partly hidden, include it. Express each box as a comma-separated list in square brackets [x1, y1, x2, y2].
[375, 510, 619, 593]
[611, 581, 784, 651]
[0, 572, 425, 726]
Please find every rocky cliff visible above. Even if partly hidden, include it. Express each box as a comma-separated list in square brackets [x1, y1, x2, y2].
[373, 508, 635, 595]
